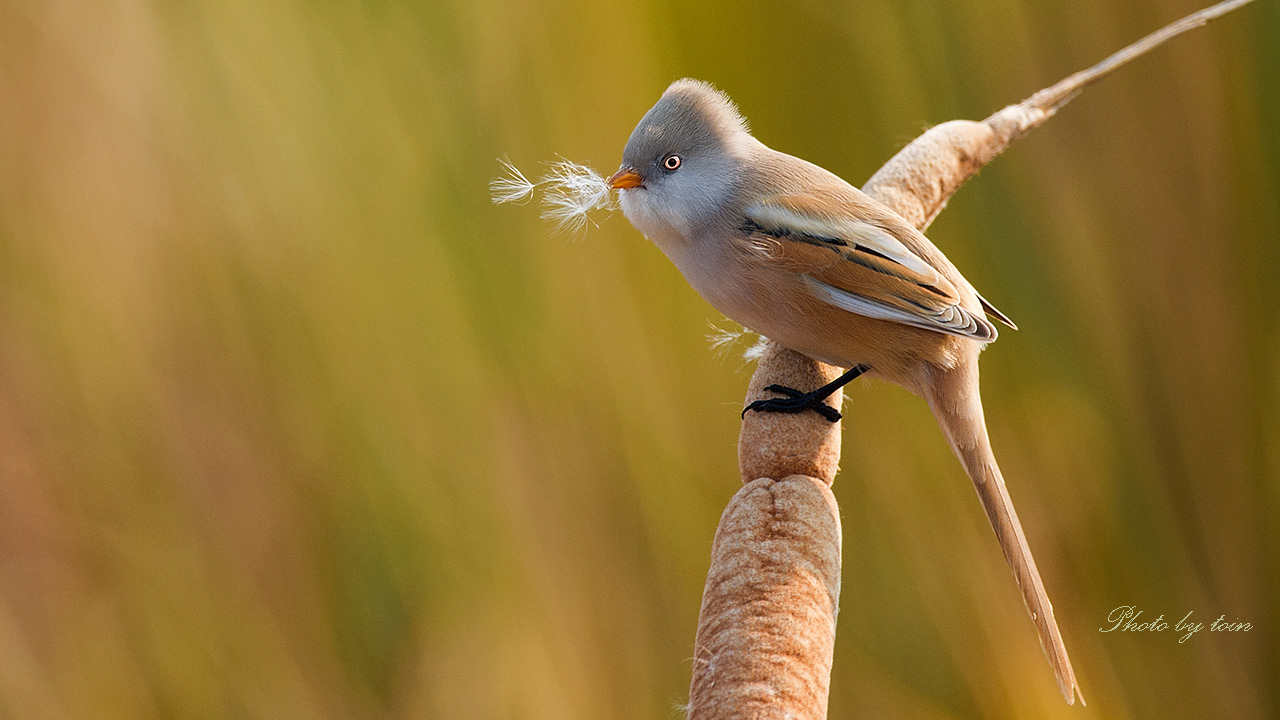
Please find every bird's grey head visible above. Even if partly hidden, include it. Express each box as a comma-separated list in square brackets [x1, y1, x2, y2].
[609, 79, 752, 242]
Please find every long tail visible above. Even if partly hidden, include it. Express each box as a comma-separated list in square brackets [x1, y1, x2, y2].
[925, 362, 1083, 705]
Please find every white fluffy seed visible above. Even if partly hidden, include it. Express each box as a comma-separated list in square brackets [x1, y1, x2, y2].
[538, 159, 617, 233]
[489, 159, 537, 205]
[490, 158, 619, 234]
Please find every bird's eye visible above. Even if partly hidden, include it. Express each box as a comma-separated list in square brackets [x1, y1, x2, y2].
[662, 154, 682, 171]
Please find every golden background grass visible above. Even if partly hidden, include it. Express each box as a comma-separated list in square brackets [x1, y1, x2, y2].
[0, 0, 1275, 717]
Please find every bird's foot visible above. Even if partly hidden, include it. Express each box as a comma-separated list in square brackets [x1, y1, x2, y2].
[743, 384, 842, 423]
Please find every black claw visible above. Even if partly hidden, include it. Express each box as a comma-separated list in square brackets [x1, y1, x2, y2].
[763, 384, 805, 398]
[814, 405, 842, 422]
[743, 386, 843, 423]
[740, 364, 872, 424]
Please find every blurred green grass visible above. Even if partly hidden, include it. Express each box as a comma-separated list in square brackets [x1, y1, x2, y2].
[0, 0, 1276, 717]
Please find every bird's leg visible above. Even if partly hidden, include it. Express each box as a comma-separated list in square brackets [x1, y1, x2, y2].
[742, 364, 871, 423]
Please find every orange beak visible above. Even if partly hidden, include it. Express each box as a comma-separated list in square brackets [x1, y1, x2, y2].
[607, 167, 644, 189]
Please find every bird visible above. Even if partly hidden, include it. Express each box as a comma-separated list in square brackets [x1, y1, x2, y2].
[607, 78, 1082, 705]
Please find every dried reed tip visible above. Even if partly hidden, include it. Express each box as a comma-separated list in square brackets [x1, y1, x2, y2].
[489, 158, 537, 205]
[739, 345, 843, 485]
[688, 476, 841, 719]
[538, 159, 618, 234]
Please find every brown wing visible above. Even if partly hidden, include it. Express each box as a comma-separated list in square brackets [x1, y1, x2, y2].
[744, 193, 998, 341]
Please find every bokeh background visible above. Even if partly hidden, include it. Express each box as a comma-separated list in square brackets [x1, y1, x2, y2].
[0, 0, 1276, 717]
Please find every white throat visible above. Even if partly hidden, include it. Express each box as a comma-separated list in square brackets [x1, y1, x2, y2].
[618, 188, 693, 247]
